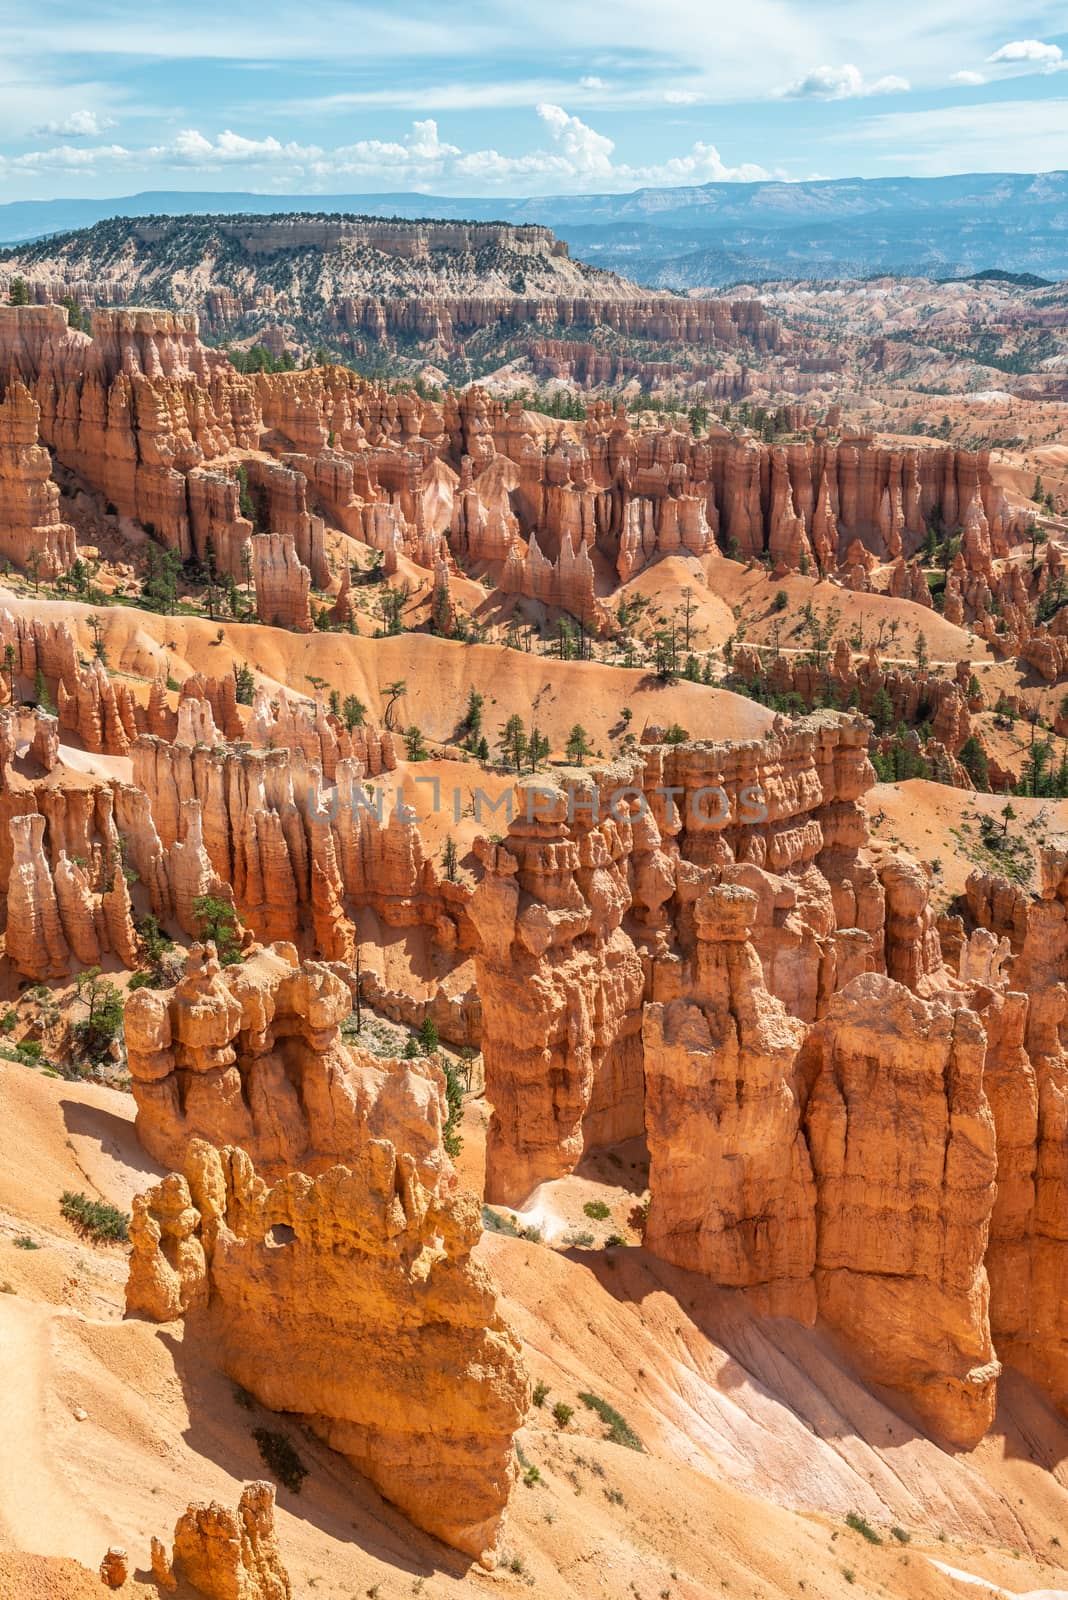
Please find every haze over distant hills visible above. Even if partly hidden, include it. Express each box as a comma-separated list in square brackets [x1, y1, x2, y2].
[2, 172, 1068, 286]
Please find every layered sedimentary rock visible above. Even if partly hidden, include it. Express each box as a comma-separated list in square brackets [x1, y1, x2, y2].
[643, 883, 816, 1319]
[125, 941, 449, 1179]
[168, 1483, 291, 1600]
[469, 765, 648, 1204]
[6, 812, 71, 978]
[4, 797, 140, 978]
[470, 720, 1068, 1447]
[0, 381, 76, 577]
[127, 1135, 528, 1562]
[131, 733, 469, 962]
[471, 715, 911, 1203]
[730, 641, 975, 760]
[252, 533, 313, 631]
[801, 975, 999, 1445]
[0, 307, 1037, 640]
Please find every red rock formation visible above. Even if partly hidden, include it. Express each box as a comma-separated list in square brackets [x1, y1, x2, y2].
[169, 1483, 291, 1600]
[801, 975, 998, 1446]
[643, 883, 816, 1318]
[131, 735, 461, 963]
[251, 533, 312, 632]
[127, 1131, 529, 1562]
[6, 812, 69, 977]
[0, 381, 76, 577]
[125, 941, 449, 1179]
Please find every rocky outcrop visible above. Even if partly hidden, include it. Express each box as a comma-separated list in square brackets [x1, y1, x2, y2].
[170, 1483, 291, 1600]
[251, 533, 312, 632]
[127, 1135, 528, 1562]
[801, 976, 999, 1447]
[0, 381, 76, 578]
[6, 812, 69, 977]
[643, 883, 816, 1319]
[469, 765, 648, 1205]
[125, 941, 448, 1179]
[131, 735, 466, 960]
[466, 722, 1068, 1448]
[472, 716, 904, 1205]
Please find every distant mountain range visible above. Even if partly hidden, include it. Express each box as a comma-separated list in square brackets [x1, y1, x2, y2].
[3, 172, 1068, 286]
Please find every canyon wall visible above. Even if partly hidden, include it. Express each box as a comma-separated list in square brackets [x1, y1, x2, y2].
[0, 307, 1034, 630]
[472, 720, 1067, 1449]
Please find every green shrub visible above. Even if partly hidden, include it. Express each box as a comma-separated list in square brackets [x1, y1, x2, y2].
[562, 1229, 595, 1247]
[482, 1205, 521, 1237]
[890, 1527, 911, 1544]
[60, 1190, 130, 1244]
[846, 1512, 882, 1545]
[605, 1234, 628, 1248]
[532, 1380, 549, 1407]
[552, 1402, 574, 1428]
[583, 1200, 611, 1221]
[13, 1236, 39, 1250]
[578, 1392, 644, 1451]
[252, 1428, 308, 1494]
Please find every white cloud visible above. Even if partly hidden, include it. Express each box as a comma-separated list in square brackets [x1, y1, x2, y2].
[850, 96, 1068, 175]
[31, 108, 117, 137]
[987, 39, 1062, 66]
[664, 89, 700, 104]
[3, 142, 133, 171]
[0, 106, 767, 194]
[780, 63, 910, 99]
[536, 102, 615, 176]
[950, 70, 986, 86]
[579, 75, 607, 89]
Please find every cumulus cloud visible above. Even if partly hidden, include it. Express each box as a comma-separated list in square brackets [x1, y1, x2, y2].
[31, 108, 117, 137]
[4, 142, 132, 171]
[950, 70, 986, 86]
[536, 102, 615, 176]
[780, 63, 910, 99]
[987, 39, 1063, 66]
[0, 107, 767, 192]
[579, 75, 607, 90]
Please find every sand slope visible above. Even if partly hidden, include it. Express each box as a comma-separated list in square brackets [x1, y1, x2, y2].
[3, 1060, 1068, 1600]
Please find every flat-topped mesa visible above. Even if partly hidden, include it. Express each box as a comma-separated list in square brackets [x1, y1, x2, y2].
[124, 941, 451, 1180]
[343, 293, 780, 348]
[0, 382, 77, 578]
[205, 214, 568, 259]
[127, 1136, 529, 1563]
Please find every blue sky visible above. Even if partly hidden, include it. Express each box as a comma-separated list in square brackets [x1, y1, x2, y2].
[1, 2, 1068, 199]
